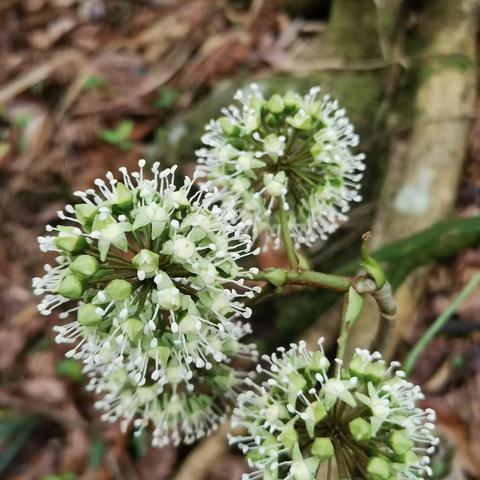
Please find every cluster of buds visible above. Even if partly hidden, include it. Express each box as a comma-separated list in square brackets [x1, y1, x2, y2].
[196, 85, 365, 248]
[230, 339, 438, 480]
[33, 160, 259, 445]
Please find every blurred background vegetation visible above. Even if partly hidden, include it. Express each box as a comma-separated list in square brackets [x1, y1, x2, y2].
[0, 0, 479, 479]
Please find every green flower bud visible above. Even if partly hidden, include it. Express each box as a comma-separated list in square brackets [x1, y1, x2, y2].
[105, 279, 132, 301]
[278, 421, 298, 450]
[132, 249, 159, 278]
[218, 116, 239, 136]
[212, 369, 235, 391]
[74, 203, 97, 227]
[348, 417, 371, 442]
[124, 317, 144, 342]
[70, 254, 99, 278]
[306, 100, 322, 118]
[112, 182, 133, 211]
[58, 274, 84, 299]
[365, 361, 387, 382]
[367, 457, 391, 480]
[302, 401, 327, 438]
[311, 437, 334, 462]
[156, 287, 181, 310]
[310, 143, 324, 159]
[287, 110, 312, 130]
[288, 371, 307, 392]
[264, 112, 278, 127]
[283, 91, 303, 109]
[309, 351, 330, 372]
[221, 338, 239, 356]
[156, 346, 170, 367]
[267, 94, 285, 114]
[263, 133, 284, 157]
[54, 226, 88, 254]
[388, 430, 414, 455]
[77, 303, 102, 326]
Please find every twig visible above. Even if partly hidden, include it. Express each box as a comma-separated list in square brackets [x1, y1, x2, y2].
[0, 51, 82, 104]
[0, 390, 88, 429]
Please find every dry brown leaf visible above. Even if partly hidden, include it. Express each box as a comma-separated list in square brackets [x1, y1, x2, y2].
[0, 328, 25, 371]
[135, 443, 177, 480]
[204, 454, 247, 480]
[22, 377, 68, 406]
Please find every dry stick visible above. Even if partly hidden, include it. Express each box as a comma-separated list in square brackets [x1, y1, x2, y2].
[0, 51, 82, 104]
[172, 422, 232, 480]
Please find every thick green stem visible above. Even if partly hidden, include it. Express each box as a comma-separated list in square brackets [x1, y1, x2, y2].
[253, 268, 352, 292]
[278, 199, 299, 269]
[404, 271, 480, 375]
[355, 277, 397, 354]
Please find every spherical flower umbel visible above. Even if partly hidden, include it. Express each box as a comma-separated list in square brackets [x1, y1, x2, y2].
[196, 85, 365, 248]
[33, 160, 259, 444]
[230, 340, 438, 480]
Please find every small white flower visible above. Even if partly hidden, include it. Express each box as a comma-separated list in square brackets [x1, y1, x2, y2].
[230, 341, 438, 479]
[196, 85, 366, 248]
[34, 161, 259, 445]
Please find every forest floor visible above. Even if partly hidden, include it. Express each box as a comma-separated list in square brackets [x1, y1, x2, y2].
[0, 1, 479, 479]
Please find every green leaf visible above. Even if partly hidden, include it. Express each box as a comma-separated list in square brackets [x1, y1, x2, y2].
[0, 416, 39, 475]
[82, 74, 106, 91]
[99, 121, 134, 150]
[274, 217, 480, 344]
[338, 217, 480, 290]
[88, 440, 106, 469]
[344, 286, 364, 325]
[154, 88, 180, 109]
[56, 358, 83, 382]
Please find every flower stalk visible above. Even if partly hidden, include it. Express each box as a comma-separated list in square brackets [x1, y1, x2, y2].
[278, 197, 299, 269]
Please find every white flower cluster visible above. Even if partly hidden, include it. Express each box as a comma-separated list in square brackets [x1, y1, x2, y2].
[196, 84, 365, 249]
[230, 339, 438, 480]
[33, 160, 259, 445]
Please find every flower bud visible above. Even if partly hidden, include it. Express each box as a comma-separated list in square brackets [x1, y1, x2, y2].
[58, 274, 84, 299]
[267, 94, 285, 114]
[156, 287, 181, 310]
[263, 134, 284, 157]
[348, 417, 371, 442]
[172, 236, 195, 260]
[124, 317, 144, 343]
[54, 227, 88, 254]
[218, 116, 240, 136]
[278, 421, 298, 450]
[287, 110, 312, 130]
[105, 279, 132, 301]
[367, 457, 391, 480]
[112, 182, 133, 211]
[70, 254, 99, 278]
[388, 430, 414, 455]
[75, 203, 98, 227]
[77, 303, 102, 326]
[132, 249, 159, 278]
[311, 437, 334, 462]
